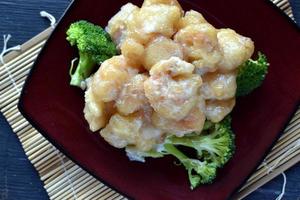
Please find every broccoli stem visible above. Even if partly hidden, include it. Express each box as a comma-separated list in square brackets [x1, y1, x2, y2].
[164, 143, 216, 189]
[167, 136, 195, 148]
[70, 52, 96, 87]
[167, 135, 219, 155]
[163, 143, 197, 187]
[164, 143, 189, 160]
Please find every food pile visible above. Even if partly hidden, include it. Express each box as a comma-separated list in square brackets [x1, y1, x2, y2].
[66, 0, 268, 189]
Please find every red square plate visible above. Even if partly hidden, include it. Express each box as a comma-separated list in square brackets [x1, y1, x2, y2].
[18, 0, 300, 199]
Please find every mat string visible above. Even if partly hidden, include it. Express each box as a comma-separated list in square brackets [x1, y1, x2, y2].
[40, 11, 78, 200]
[40, 11, 56, 28]
[0, 34, 21, 65]
[263, 139, 300, 200]
[2, 12, 77, 200]
[0, 34, 22, 95]
[53, 147, 78, 200]
[275, 173, 287, 200]
[266, 139, 300, 174]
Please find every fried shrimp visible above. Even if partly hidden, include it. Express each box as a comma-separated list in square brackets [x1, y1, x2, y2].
[205, 98, 236, 123]
[200, 71, 237, 100]
[91, 56, 138, 102]
[105, 3, 140, 49]
[144, 57, 202, 121]
[177, 10, 207, 29]
[116, 74, 149, 115]
[127, 4, 181, 44]
[100, 110, 163, 151]
[142, 0, 183, 11]
[217, 29, 254, 71]
[174, 23, 221, 74]
[152, 97, 206, 137]
[143, 36, 183, 70]
[84, 79, 116, 131]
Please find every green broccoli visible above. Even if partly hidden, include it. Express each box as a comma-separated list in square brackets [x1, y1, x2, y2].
[163, 143, 217, 189]
[66, 20, 117, 88]
[166, 116, 235, 168]
[236, 52, 269, 97]
[163, 116, 234, 188]
[126, 117, 235, 189]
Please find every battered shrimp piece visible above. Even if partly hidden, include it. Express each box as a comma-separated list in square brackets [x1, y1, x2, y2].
[144, 57, 202, 121]
[152, 98, 206, 137]
[200, 71, 237, 100]
[136, 124, 164, 151]
[120, 38, 145, 68]
[84, 83, 107, 132]
[105, 3, 139, 49]
[100, 114, 142, 148]
[127, 4, 181, 44]
[100, 112, 163, 151]
[116, 74, 149, 115]
[177, 10, 207, 29]
[143, 36, 183, 70]
[91, 56, 138, 102]
[217, 29, 254, 71]
[84, 75, 118, 132]
[174, 24, 222, 74]
[205, 98, 236, 123]
[142, 0, 183, 13]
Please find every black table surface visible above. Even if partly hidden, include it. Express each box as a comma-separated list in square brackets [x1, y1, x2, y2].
[0, 0, 299, 200]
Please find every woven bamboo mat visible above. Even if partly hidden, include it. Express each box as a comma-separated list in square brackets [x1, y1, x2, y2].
[0, 1, 298, 199]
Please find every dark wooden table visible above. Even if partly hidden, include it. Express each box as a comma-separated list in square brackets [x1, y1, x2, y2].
[0, 0, 299, 199]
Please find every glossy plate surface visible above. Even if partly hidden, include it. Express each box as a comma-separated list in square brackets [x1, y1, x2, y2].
[19, 0, 300, 199]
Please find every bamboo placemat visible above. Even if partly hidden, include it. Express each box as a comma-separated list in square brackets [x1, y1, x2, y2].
[0, 1, 298, 199]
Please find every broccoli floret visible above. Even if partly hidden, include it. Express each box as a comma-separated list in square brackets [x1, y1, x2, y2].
[163, 143, 217, 189]
[128, 117, 235, 189]
[236, 52, 269, 97]
[66, 20, 117, 87]
[166, 116, 235, 168]
[162, 116, 234, 189]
